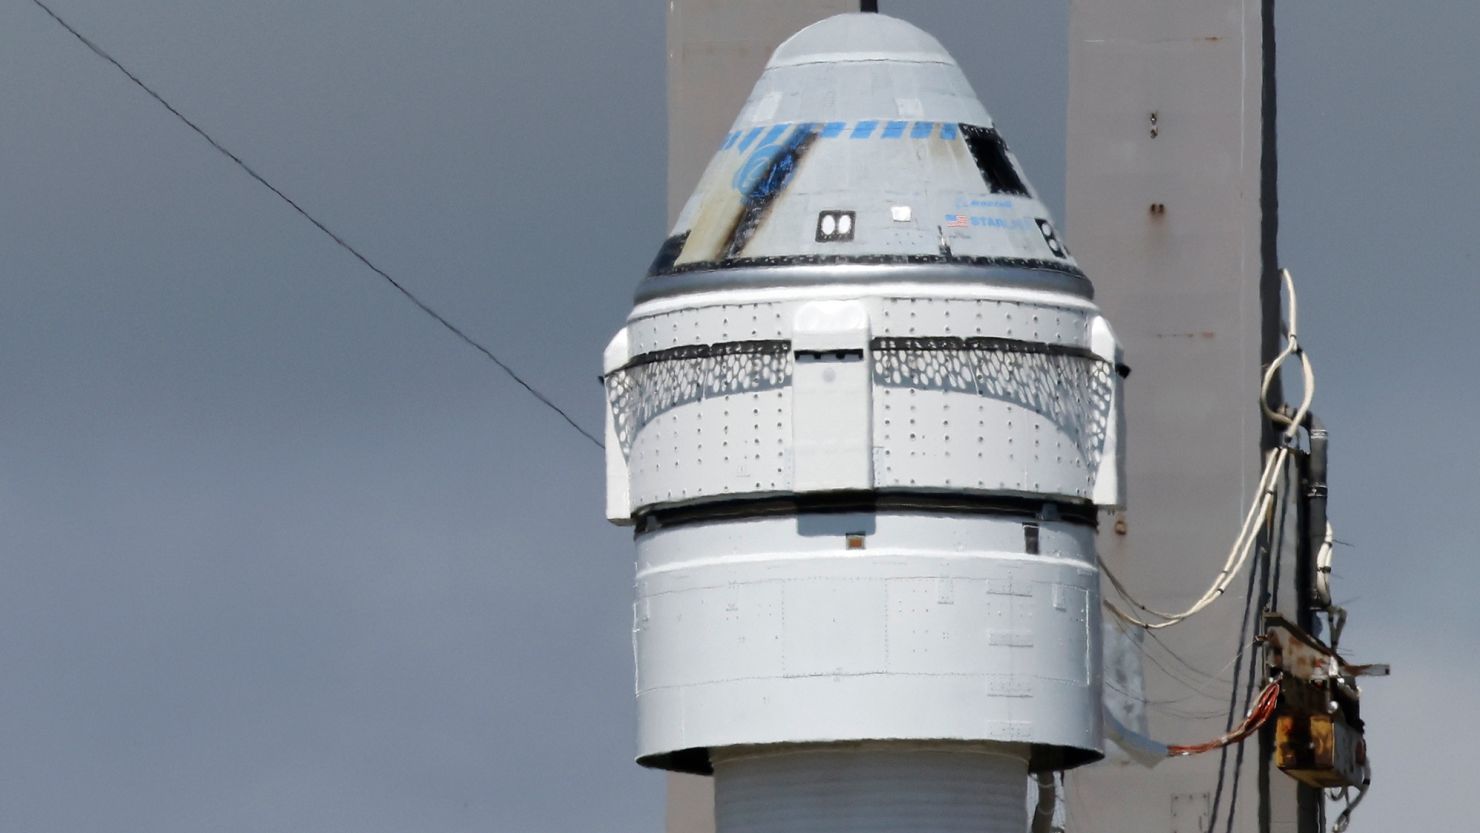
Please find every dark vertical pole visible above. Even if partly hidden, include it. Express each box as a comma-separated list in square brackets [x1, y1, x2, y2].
[1260, 6, 1320, 829]
[1291, 449, 1325, 832]
[1258, 0, 1283, 454]
[860, 0, 878, 12]
[1257, 3, 1325, 833]
[1258, 0, 1281, 395]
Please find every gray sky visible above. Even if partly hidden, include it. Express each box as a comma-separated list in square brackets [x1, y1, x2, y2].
[0, 1, 1469, 830]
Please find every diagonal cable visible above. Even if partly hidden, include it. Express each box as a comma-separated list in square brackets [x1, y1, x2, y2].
[28, 0, 604, 450]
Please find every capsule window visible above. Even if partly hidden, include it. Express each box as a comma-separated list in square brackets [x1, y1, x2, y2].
[961, 125, 1029, 196]
[816, 210, 856, 242]
[1035, 218, 1069, 259]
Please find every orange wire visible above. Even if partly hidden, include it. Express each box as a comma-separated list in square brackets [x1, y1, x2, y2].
[1166, 679, 1282, 757]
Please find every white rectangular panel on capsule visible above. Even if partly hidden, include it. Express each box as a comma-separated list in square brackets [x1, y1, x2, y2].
[792, 300, 872, 491]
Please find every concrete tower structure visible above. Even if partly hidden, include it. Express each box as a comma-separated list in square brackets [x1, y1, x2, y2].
[1063, 3, 1319, 831]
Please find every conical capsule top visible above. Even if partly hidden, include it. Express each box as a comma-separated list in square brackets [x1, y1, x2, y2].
[640, 13, 1086, 303]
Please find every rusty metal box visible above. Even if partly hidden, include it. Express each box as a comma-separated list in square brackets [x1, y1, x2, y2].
[1275, 713, 1366, 789]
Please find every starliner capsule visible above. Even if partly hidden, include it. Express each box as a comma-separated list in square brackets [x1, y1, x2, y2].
[603, 14, 1125, 832]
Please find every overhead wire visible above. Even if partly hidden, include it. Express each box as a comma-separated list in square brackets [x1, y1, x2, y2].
[1105, 630, 1257, 708]
[1129, 618, 1243, 688]
[1141, 627, 1235, 683]
[1108, 602, 1242, 685]
[27, 0, 605, 450]
[1103, 679, 1230, 721]
[1107, 619, 1247, 703]
[1199, 495, 1270, 830]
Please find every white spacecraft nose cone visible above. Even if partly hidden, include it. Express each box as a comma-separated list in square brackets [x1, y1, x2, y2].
[640, 13, 1086, 304]
[769, 13, 955, 68]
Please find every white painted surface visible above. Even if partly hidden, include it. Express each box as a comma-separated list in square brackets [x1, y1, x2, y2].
[791, 301, 872, 491]
[606, 292, 1120, 513]
[633, 512, 1102, 763]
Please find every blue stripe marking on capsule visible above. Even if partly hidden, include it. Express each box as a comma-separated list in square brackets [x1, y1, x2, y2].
[820, 121, 847, 138]
[851, 120, 879, 139]
[939, 123, 959, 141]
[881, 120, 908, 139]
[722, 131, 740, 150]
[759, 123, 790, 147]
[792, 122, 819, 138]
[737, 126, 764, 151]
[911, 121, 935, 139]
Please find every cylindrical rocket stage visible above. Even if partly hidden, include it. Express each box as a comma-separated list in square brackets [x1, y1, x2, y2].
[715, 744, 1028, 833]
[631, 511, 1103, 770]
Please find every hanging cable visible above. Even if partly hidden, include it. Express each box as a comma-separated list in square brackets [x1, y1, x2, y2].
[1330, 771, 1369, 833]
[1141, 627, 1234, 683]
[1104, 680, 1230, 720]
[27, 0, 605, 450]
[1107, 617, 1252, 703]
[1102, 443, 1286, 629]
[1101, 269, 1314, 629]
[1097, 677, 1282, 765]
[1165, 677, 1282, 758]
[1215, 502, 1278, 833]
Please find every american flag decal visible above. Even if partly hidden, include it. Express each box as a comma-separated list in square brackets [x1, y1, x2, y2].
[945, 214, 969, 228]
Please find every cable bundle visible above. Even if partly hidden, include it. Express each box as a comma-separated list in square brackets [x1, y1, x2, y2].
[1166, 678, 1282, 758]
[1102, 268, 1316, 630]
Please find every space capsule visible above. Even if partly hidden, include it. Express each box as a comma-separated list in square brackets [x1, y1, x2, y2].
[603, 13, 1125, 831]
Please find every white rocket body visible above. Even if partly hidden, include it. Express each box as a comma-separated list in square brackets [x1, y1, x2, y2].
[603, 14, 1125, 830]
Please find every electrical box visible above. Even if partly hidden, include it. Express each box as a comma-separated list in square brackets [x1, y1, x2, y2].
[1264, 614, 1384, 793]
[1274, 713, 1367, 790]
